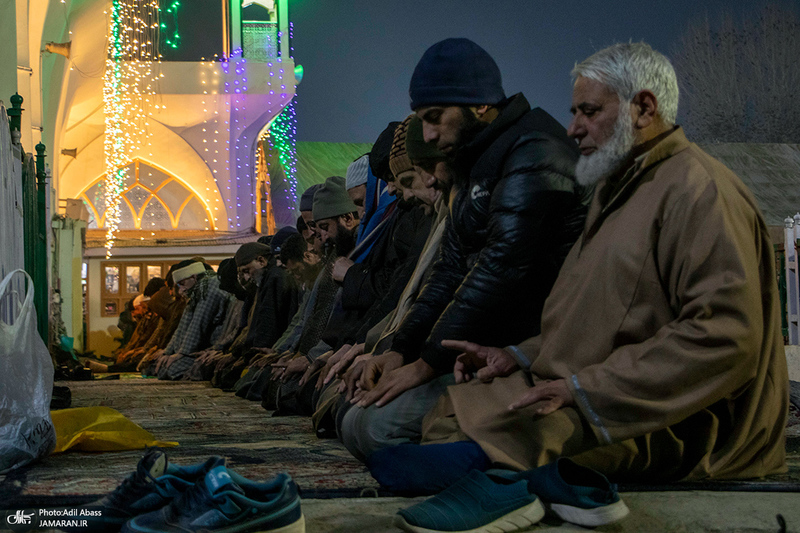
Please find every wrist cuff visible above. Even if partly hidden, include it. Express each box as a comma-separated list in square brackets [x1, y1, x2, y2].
[506, 345, 532, 370]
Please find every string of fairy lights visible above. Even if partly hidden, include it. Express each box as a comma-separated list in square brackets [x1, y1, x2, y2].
[102, 0, 159, 255]
[267, 100, 298, 206]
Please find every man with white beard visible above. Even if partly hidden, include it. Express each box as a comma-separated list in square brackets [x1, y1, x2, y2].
[367, 42, 788, 497]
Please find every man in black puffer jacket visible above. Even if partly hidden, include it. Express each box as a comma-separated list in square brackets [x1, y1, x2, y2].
[341, 38, 590, 460]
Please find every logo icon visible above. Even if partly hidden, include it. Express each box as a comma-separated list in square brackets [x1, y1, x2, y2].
[6, 511, 33, 525]
[470, 185, 489, 200]
[5, 509, 38, 532]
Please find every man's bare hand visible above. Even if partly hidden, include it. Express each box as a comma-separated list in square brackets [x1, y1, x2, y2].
[357, 351, 404, 395]
[508, 378, 574, 415]
[325, 343, 365, 384]
[356, 357, 436, 408]
[277, 356, 310, 382]
[332, 257, 355, 282]
[316, 344, 349, 385]
[269, 353, 294, 381]
[299, 356, 328, 387]
[339, 353, 373, 401]
[442, 340, 519, 384]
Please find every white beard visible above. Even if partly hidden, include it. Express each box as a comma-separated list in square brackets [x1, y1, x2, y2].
[575, 104, 636, 187]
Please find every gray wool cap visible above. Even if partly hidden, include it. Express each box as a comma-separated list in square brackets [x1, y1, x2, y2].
[312, 176, 358, 221]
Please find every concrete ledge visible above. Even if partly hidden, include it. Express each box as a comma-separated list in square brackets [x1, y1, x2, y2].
[303, 492, 800, 532]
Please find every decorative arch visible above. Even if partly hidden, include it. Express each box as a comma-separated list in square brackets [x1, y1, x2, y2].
[79, 159, 217, 231]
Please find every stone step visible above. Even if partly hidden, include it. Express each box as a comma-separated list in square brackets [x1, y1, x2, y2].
[303, 492, 799, 532]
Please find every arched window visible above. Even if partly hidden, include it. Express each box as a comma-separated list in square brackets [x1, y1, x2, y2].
[80, 160, 215, 231]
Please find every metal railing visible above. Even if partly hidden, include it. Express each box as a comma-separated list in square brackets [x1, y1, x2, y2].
[1, 94, 50, 343]
[783, 214, 800, 344]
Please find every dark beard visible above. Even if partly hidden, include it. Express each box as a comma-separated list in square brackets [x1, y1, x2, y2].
[450, 107, 489, 186]
[333, 222, 358, 257]
[453, 107, 489, 152]
[321, 222, 358, 258]
[398, 196, 421, 209]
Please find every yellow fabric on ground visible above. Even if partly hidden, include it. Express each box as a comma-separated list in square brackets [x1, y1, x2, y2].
[50, 406, 178, 453]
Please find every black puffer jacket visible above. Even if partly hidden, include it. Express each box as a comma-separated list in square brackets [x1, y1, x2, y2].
[390, 94, 590, 373]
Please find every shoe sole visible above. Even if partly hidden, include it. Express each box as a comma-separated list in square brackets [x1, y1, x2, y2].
[393, 499, 545, 533]
[550, 499, 630, 527]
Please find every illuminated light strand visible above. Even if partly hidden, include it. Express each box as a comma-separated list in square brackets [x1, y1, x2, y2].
[267, 99, 298, 206]
[159, 0, 181, 49]
[102, 0, 159, 255]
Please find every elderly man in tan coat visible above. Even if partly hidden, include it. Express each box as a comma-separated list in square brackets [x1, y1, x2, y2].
[369, 42, 789, 492]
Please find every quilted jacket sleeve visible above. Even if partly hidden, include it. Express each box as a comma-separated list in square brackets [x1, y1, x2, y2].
[395, 133, 581, 372]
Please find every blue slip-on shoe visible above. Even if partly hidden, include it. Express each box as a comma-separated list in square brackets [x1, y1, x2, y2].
[495, 458, 629, 527]
[121, 457, 304, 533]
[51, 448, 221, 533]
[394, 469, 545, 533]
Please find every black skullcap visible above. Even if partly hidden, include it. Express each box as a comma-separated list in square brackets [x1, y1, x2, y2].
[296, 215, 308, 233]
[300, 184, 323, 212]
[369, 122, 401, 181]
[271, 226, 300, 254]
[217, 258, 238, 292]
[143, 277, 166, 297]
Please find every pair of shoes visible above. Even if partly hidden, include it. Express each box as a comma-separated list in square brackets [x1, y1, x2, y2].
[58, 448, 304, 533]
[395, 458, 628, 533]
[55, 448, 209, 532]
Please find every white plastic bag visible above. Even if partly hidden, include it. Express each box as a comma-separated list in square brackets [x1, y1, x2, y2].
[0, 269, 56, 473]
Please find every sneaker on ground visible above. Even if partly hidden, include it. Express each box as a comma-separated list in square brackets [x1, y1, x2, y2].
[121, 457, 304, 533]
[53, 447, 221, 533]
[395, 469, 545, 533]
[497, 458, 630, 527]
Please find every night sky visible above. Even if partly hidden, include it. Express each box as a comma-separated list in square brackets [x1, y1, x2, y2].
[288, 0, 796, 143]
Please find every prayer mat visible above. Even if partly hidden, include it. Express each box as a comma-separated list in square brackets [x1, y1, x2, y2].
[1, 379, 798, 509]
[0, 379, 380, 508]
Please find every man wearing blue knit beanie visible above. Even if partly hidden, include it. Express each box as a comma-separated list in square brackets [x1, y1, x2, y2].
[340, 38, 591, 460]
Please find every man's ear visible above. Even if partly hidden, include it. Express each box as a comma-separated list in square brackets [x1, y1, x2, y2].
[472, 104, 498, 123]
[341, 213, 359, 230]
[631, 90, 658, 129]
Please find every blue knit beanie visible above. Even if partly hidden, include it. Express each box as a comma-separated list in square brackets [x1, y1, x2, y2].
[409, 38, 505, 110]
[270, 226, 299, 254]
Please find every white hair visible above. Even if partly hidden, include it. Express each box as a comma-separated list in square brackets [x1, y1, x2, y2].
[571, 42, 679, 125]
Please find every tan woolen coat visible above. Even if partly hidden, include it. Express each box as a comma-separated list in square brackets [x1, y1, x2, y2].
[446, 128, 788, 480]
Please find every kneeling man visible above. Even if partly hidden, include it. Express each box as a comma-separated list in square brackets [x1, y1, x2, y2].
[380, 42, 788, 487]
